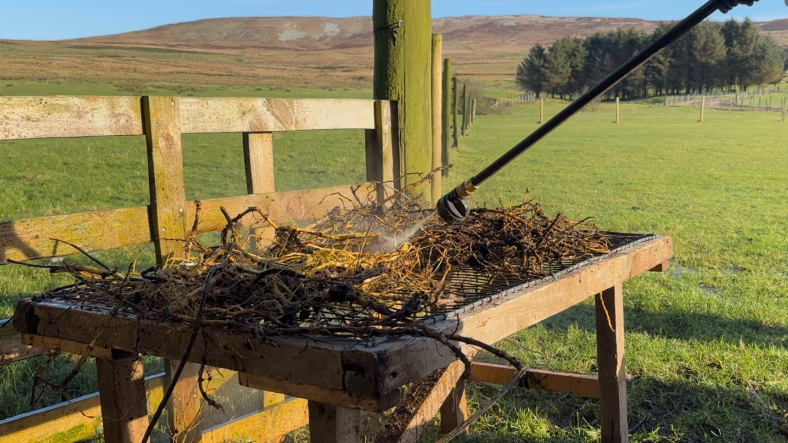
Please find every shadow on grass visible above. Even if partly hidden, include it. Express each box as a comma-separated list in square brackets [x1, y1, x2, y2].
[442, 375, 788, 443]
[537, 303, 788, 349]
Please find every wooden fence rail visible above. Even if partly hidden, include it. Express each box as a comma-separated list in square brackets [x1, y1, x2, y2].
[0, 96, 377, 141]
[0, 95, 397, 442]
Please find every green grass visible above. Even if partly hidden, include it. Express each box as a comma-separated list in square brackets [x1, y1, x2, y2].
[3, 90, 788, 441]
[436, 99, 788, 442]
[0, 79, 371, 98]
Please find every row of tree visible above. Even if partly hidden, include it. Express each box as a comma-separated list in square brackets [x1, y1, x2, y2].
[516, 18, 786, 99]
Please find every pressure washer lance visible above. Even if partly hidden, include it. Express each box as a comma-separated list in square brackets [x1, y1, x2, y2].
[436, 0, 758, 224]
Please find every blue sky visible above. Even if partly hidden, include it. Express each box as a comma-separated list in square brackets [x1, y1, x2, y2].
[1, 0, 785, 41]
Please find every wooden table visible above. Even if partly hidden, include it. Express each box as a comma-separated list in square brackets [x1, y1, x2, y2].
[13, 235, 672, 443]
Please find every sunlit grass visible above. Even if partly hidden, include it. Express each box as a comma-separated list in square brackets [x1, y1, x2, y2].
[2, 90, 788, 442]
[436, 98, 788, 442]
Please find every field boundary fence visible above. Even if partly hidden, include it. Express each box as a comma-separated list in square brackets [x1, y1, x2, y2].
[492, 93, 535, 107]
[665, 86, 787, 113]
[0, 95, 397, 443]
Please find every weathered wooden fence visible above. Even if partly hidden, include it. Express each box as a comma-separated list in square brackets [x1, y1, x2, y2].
[0, 95, 398, 442]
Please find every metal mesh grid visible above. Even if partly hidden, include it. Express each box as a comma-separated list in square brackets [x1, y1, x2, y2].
[36, 232, 655, 329]
[418, 232, 655, 324]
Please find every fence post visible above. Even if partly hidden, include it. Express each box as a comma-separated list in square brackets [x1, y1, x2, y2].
[699, 96, 705, 122]
[470, 99, 476, 125]
[460, 83, 467, 136]
[465, 86, 471, 132]
[441, 58, 451, 176]
[615, 97, 620, 123]
[243, 132, 275, 251]
[430, 33, 442, 204]
[452, 77, 459, 148]
[373, 0, 433, 198]
[782, 98, 786, 122]
[539, 97, 544, 124]
[142, 96, 204, 443]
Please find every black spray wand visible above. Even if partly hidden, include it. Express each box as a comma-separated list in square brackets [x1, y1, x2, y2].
[436, 0, 757, 224]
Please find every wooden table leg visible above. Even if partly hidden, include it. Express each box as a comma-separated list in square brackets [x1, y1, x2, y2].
[596, 283, 628, 443]
[308, 401, 361, 443]
[96, 350, 149, 443]
[167, 361, 203, 443]
[440, 377, 468, 434]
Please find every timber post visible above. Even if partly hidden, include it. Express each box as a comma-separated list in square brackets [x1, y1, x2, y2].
[782, 97, 786, 122]
[96, 350, 149, 443]
[471, 99, 476, 125]
[461, 83, 467, 136]
[452, 77, 459, 148]
[465, 87, 471, 131]
[539, 97, 544, 124]
[373, 0, 433, 200]
[143, 96, 204, 443]
[431, 33, 442, 203]
[615, 97, 620, 123]
[441, 59, 451, 176]
[699, 96, 705, 122]
[243, 132, 275, 251]
[597, 283, 628, 443]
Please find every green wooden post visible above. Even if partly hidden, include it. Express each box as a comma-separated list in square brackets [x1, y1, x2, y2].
[431, 33, 442, 203]
[782, 97, 786, 122]
[441, 59, 451, 176]
[373, 0, 432, 199]
[461, 83, 467, 136]
[452, 77, 459, 148]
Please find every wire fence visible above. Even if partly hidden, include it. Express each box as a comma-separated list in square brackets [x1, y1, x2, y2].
[491, 93, 535, 107]
[664, 86, 787, 113]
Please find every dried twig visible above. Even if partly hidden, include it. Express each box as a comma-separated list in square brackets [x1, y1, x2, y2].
[19, 190, 612, 438]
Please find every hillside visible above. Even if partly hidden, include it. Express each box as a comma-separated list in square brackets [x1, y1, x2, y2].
[1, 14, 787, 91]
[74, 14, 788, 54]
[74, 15, 661, 55]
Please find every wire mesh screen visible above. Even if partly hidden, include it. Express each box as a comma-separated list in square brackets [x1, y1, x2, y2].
[33, 232, 655, 333]
[417, 232, 655, 324]
[314, 232, 656, 325]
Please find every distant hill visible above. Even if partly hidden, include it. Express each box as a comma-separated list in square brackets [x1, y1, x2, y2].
[2, 14, 786, 91]
[72, 15, 788, 54]
[72, 15, 661, 55]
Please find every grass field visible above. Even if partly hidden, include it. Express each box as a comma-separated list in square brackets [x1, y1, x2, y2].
[441, 99, 788, 442]
[0, 78, 372, 99]
[2, 92, 788, 442]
